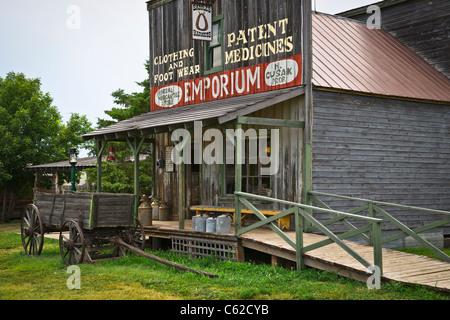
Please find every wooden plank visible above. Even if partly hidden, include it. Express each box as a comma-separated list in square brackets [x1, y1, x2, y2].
[236, 116, 305, 128]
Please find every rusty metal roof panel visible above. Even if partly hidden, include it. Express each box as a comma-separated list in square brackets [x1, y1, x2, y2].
[312, 13, 450, 102]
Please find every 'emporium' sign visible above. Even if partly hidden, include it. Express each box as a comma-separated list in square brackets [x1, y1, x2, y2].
[191, 2, 213, 41]
[152, 55, 301, 110]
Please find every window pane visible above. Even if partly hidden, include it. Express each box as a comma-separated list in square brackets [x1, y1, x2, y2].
[212, 46, 222, 68]
[211, 23, 220, 46]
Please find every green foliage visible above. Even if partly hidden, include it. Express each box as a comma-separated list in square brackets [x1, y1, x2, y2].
[0, 72, 94, 220]
[86, 144, 152, 195]
[97, 60, 150, 128]
[89, 60, 152, 195]
[0, 72, 61, 191]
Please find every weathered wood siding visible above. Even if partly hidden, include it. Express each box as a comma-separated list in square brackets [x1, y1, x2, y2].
[153, 95, 304, 216]
[342, 0, 450, 79]
[199, 96, 304, 209]
[154, 132, 178, 219]
[312, 90, 450, 230]
[148, 0, 303, 110]
[248, 95, 304, 207]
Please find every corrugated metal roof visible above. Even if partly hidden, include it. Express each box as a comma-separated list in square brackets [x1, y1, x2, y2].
[312, 13, 450, 102]
[83, 86, 304, 141]
[26, 157, 97, 172]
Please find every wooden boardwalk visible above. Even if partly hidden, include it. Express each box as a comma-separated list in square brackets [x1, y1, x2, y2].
[145, 220, 450, 293]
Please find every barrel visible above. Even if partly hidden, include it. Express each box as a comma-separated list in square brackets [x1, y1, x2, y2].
[206, 217, 216, 233]
[159, 202, 169, 221]
[216, 214, 231, 234]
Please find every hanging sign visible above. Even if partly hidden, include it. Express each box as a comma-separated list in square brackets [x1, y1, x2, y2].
[191, 2, 213, 41]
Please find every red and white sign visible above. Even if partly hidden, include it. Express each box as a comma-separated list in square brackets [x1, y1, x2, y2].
[151, 54, 302, 110]
[191, 2, 213, 41]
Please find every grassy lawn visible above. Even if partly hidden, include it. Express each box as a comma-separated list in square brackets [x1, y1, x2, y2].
[0, 220, 448, 300]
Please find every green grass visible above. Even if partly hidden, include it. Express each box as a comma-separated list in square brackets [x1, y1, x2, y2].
[397, 247, 450, 261]
[0, 220, 448, 300]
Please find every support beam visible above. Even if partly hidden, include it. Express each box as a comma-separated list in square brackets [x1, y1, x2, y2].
[234, 123, 243, 234]
[126, 136, 146, 217]
[302, 0, 313, 231]
[236, 116, 305, 128]
[96, 141, 107, 193]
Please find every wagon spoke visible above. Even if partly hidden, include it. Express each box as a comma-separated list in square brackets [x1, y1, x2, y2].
[59, 220, 85, 266]
[21, 204, 44, 256]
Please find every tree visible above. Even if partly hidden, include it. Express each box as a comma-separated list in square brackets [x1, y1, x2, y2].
[97, 60, 150, 127]
[87, 61, 152, 196]
[0, 72, 93, 222]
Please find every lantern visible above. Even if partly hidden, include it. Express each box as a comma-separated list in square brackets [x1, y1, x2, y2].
[107, 146, 116, 161]
[68, 148, 78, 192]
[69, 147, 78, 165]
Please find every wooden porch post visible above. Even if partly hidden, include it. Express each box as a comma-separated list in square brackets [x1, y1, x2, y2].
[96, 140, 106, 193]
[302, 0, 313, 231]
[234, 123, 242, 234]
[127, 137, 145, 218]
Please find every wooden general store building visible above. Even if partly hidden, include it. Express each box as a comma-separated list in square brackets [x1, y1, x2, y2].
[83, 0, 450, 282]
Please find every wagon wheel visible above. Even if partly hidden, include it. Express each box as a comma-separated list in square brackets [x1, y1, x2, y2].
[59, 220, 86, 266]
[21, 204, 44, 256]
[124, 218, 146, 254]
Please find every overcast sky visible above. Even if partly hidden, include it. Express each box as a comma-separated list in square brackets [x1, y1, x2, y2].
[0, 0, 375, 142]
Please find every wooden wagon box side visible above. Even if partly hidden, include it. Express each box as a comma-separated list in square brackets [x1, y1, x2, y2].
[34, 192, 135, 230]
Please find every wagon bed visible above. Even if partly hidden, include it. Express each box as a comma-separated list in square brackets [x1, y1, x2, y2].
[35, 192, 136, 230]
[21, 192, 145, 265]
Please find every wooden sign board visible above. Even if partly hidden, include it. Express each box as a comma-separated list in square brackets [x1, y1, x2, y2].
[191, 2, 213, 41]
[149, 0, 303, 111]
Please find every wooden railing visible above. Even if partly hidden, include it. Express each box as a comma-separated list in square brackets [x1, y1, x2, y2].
[234, 191, 384, 275]
[308, 191, 450, 263]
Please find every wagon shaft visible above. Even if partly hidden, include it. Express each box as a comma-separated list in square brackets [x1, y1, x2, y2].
[110, 236, 218, 278]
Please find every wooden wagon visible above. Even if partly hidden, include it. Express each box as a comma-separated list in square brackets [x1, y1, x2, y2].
[21, 192, 145, 265]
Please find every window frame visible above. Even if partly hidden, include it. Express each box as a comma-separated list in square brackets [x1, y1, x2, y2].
[204, 14, 224, 75]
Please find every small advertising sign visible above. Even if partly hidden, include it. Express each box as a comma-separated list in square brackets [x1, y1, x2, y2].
[191, 2, 213, 41]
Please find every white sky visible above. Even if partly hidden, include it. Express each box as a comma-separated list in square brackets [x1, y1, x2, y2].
[0, 0, 375, 133]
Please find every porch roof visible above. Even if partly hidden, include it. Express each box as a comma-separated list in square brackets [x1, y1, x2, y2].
[83, 86, 304, 141]
[25, 157, 97, 172]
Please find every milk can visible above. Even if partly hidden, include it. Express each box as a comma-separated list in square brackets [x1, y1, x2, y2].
[158, 202, 169, 221]
[206, 217, 216, 233]
[196, 214, 208, 232]
[216, 214, 231, 234]
[138, 195, 152, 226]
[192, 215, 200, 231]
[151, 197, 160, 220]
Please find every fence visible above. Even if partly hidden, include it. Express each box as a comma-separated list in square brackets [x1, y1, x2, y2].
[234, 191, 384, 274]
[308, 191, 450, 263]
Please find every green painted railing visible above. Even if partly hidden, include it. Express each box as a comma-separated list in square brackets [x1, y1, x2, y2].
[234, 191, 383, 275]
[308, 191, 450, 263]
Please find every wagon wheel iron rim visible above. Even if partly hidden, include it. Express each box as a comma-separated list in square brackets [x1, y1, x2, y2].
[124, 218, 146, 254]
[59, 220, 86, 266]
[21, 204, 44, 256]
